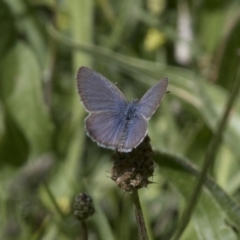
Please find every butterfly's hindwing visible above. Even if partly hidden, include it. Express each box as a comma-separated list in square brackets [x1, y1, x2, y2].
[85, 111, 126, 150]
[118, 114, 148, 152]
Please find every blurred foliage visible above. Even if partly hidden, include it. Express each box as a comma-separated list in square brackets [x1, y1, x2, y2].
[1, 0, 240, 239]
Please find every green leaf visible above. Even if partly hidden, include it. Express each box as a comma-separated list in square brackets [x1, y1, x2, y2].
[93, 202, 116, 240]
[0, 42, 54, 158]
[0, 103, 28, 166]
[216, 12, 240, 90]
[4, 0, 47, 67]
[169, 76, 240, 160]
[198, 9, 225, 53]
[0, 1, 16, 59]
[154, 151, 240, 233]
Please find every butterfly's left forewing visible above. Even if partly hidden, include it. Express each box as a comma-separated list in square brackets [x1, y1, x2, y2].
[77, 67, 129, 149]
[77, 67, 127, 113]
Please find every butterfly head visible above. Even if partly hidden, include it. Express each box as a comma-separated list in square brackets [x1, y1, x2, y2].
[123, 100, 139, 120]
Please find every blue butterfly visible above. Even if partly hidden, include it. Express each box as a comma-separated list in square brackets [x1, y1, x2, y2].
[77, 67, 168, 152]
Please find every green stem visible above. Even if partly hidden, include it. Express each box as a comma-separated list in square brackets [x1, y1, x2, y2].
[172, 65, 240, 240]
[81, 221, 88, 240]
[131, 189, 149, 240]
[48, 25, 166, 72]
[43, 182, 65, 220]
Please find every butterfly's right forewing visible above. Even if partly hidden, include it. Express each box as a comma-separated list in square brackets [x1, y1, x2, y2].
[137, 77, 168, 119]
[77, 67, 127, 112]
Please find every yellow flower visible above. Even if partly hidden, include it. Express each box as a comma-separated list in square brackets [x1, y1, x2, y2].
[144, 28, 166, 52]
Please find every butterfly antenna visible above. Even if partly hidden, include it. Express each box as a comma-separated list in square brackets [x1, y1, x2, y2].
[114, 82, 123, 91]
[115, 82, 132, 101]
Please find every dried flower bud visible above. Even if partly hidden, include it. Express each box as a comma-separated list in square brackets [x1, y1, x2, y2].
[73, 193, 95, 221]
[111, 136, 154, 192]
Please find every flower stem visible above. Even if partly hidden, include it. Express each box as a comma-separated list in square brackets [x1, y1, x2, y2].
[43, 182, 65, 220]
[131, 189, 149, 240]
[81, 221, 88, 240]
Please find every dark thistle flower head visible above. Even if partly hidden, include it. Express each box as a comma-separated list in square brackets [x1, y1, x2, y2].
[111, 136, 154, 192]
[73, 193, 95, 221]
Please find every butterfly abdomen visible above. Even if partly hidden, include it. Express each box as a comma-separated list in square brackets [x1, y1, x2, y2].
[118, 102, 139, 151]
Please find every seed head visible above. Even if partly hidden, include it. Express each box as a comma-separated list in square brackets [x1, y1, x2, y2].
[111, 136, 154, 192]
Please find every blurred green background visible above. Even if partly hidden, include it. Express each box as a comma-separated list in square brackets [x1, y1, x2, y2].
[1, 0, 240, 239]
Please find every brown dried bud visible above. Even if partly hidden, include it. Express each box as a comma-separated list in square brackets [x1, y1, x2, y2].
[111, 136, 154, 192]
[73, 193, 95, 221]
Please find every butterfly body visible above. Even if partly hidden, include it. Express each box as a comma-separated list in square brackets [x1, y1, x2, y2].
[76, 67, 168, 152]
[122, 100, 138, 120]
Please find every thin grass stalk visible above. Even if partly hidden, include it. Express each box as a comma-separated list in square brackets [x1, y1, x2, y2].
[172, 63, 240, 240]
[43, 182, 65, 220]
